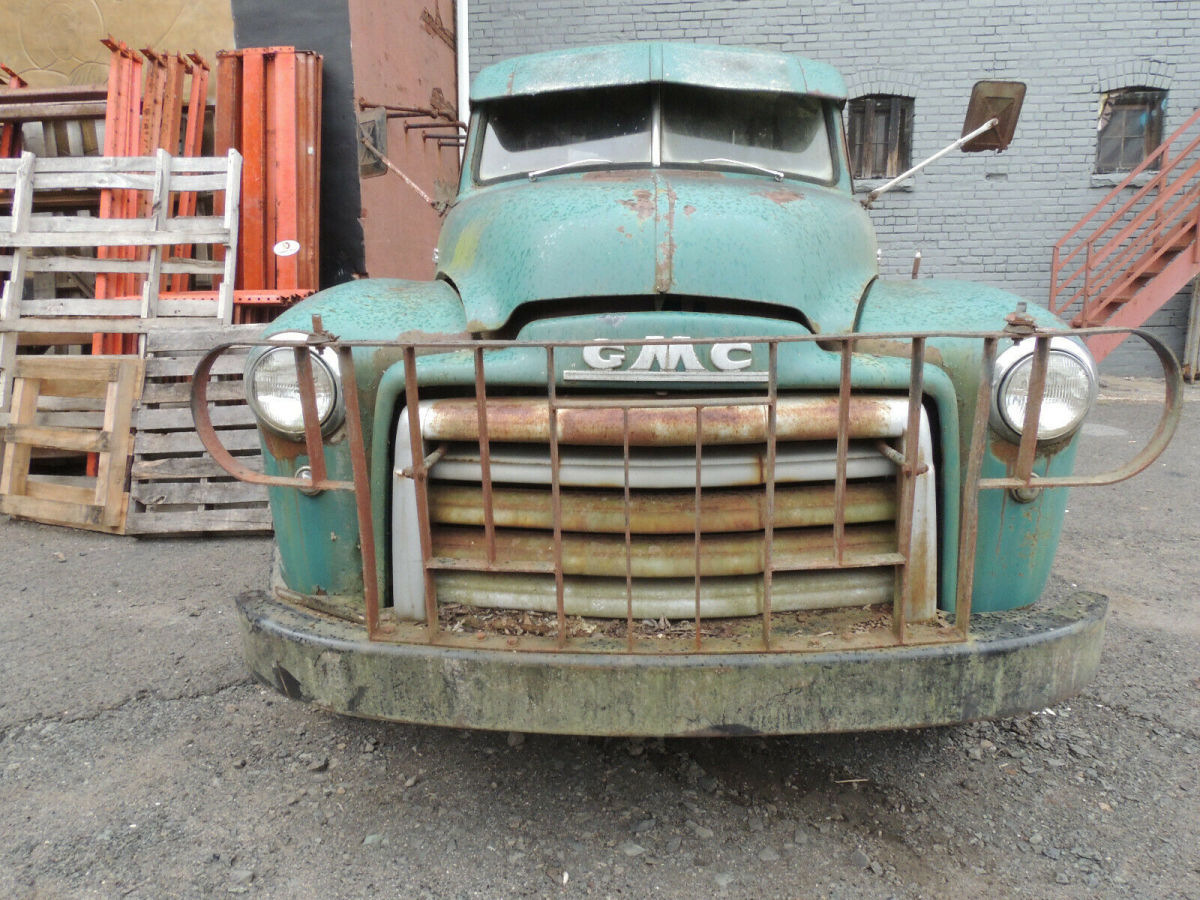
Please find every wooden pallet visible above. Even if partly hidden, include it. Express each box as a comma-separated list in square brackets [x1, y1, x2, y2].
[0, 150, 243, 413]
[0, 355, 142, 533]
[126, 325, 270, 534]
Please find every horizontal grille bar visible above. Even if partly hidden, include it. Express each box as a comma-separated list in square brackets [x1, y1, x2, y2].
[433, 569, 897, 619]
[430, 524, 901, 578]
[428, 482, 896, 533]
[417, 395, 912, 445]
[426, 440, 894, 488]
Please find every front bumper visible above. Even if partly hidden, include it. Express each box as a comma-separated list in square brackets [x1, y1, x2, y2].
[237, 589, 1107, 736]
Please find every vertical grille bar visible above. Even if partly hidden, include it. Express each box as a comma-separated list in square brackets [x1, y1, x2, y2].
[547, 346, 566, 648]
[1015, 335, 1051, 483]
[293, 347, 327, 485]
[337, 346, 381, 637]
[402, 346, 439, 640]
[956, 336, 997, 637]
[472, 347, 497, 565]
[833, 338, 854, 565]
[893, 337, 926, 643]
[762, 341, 779, 649]
[623, 407, 634, 652]
[693, 405, 703, 651]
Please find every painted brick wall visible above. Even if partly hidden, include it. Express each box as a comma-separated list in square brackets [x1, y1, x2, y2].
[467, 0, 1199, 375]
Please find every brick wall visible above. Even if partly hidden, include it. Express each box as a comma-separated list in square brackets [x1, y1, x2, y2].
[467, 0, 1200, 375]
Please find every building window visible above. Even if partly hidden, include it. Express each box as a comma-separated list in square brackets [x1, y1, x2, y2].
[1095, 88, 1166, 174]
[847, 95, 913, 180]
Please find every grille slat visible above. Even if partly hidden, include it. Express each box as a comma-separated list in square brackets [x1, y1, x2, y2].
[393, 393, 937, 628]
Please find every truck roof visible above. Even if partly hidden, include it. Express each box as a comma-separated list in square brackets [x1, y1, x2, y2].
[470, 42, 847, 104]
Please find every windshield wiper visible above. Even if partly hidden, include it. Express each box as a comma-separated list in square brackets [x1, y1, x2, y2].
[528, 158, 614, 181]
[701, 157, 784, 181]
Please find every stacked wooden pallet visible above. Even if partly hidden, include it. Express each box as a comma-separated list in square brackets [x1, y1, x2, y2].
[127, 326, 269, 534]
[0, 151, 272, 534]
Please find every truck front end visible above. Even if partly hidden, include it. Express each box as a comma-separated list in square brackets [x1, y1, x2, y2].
[195, 43, 1181, 735]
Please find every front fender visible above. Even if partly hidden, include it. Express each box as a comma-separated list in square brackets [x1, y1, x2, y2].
[857, 278, 1082, 612]
[260, 279, 467, 605]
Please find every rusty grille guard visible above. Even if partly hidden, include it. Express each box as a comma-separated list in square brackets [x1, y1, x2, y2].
[191, 321, 1182, 651]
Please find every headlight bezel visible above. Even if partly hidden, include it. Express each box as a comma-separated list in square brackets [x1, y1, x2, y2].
[246, 332, 345, 439]
[990, 336, 1098, 444]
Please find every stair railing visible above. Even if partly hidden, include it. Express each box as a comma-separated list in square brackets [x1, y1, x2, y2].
[1050, 106, 1200, 327]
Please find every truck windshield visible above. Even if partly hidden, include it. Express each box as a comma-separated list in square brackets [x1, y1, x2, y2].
[478, 86, 653, 181]
[477, 85, 834, 183]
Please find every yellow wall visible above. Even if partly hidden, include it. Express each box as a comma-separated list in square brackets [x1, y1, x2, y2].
[1, 0, 235, 87]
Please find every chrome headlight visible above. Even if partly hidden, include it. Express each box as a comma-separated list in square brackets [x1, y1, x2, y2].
[991, 337, 1097, 442]
[246, 332, 343, 438]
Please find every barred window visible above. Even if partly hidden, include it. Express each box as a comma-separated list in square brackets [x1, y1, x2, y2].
[847, 95, 913, 180]
[1095, 88, 1166, 174]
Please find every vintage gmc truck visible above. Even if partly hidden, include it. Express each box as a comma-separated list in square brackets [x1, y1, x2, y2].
[194, 42, 1180, 735]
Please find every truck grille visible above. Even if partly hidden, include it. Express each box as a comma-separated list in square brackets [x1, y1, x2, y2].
[392, 394, 936, 625]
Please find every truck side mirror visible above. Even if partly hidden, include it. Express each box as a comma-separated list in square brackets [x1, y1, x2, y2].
[961, 81, 1026, 152]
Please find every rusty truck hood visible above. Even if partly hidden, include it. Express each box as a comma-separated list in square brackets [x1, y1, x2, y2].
[436, 170, 878, 334]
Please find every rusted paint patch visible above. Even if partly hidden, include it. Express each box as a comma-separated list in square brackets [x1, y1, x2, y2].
[758, 188, 804, 205]
[581, 169, 650, 182]
[264, 429, 306, 462]
[655, 182, 677, 293]
[852, 339, 946, 367]
[619, 189, 655, 222]
[683, 204, 697, 216]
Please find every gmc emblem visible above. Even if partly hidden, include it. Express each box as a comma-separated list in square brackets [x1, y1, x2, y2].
[563, 336, 767, 383]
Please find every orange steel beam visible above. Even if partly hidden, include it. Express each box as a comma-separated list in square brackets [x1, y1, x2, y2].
[240, 50, 268, 291]
[170, 55, 210, 292]
[272, 49, 300, 290]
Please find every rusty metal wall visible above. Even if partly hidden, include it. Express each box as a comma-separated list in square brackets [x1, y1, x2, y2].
[348, 0, 461, 280]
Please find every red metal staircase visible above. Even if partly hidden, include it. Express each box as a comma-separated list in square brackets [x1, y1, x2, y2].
[1050, 106, 1200, 371]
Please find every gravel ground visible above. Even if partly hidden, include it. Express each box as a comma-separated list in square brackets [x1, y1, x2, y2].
[1, 378, 1197, 899]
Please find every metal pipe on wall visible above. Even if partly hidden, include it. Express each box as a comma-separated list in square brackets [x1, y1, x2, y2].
[456, 0, 469, 147]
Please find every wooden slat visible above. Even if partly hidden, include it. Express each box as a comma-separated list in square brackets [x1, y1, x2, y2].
[94, 359, 141, 526]
[3, 254, 224, 276]
[4, 171, 232, 191]
[6, 317, 241, 334]
[0, 493, 110, 530]
[131, 479, 268, 506]
[15, 355, 132, 381]
[140, 380, 245, 405]
[135, 403, 256, 430]
[1, 217, 232, 242]
[144, 352, 246, 378]
[3, 423, 110, 453]
[125, 506, 273, 534]
[35, 409, 106, 428]
[24, 477, 99, 506]
[133, 427, 262, 455]
[131, 452, 261, 479]
[144, 324, 260, 351]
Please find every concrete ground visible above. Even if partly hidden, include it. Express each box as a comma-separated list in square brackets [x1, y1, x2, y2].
[1, 377, 1197, 899]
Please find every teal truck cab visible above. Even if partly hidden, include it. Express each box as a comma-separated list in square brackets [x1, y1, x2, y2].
[194, 42, 1181, 735]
